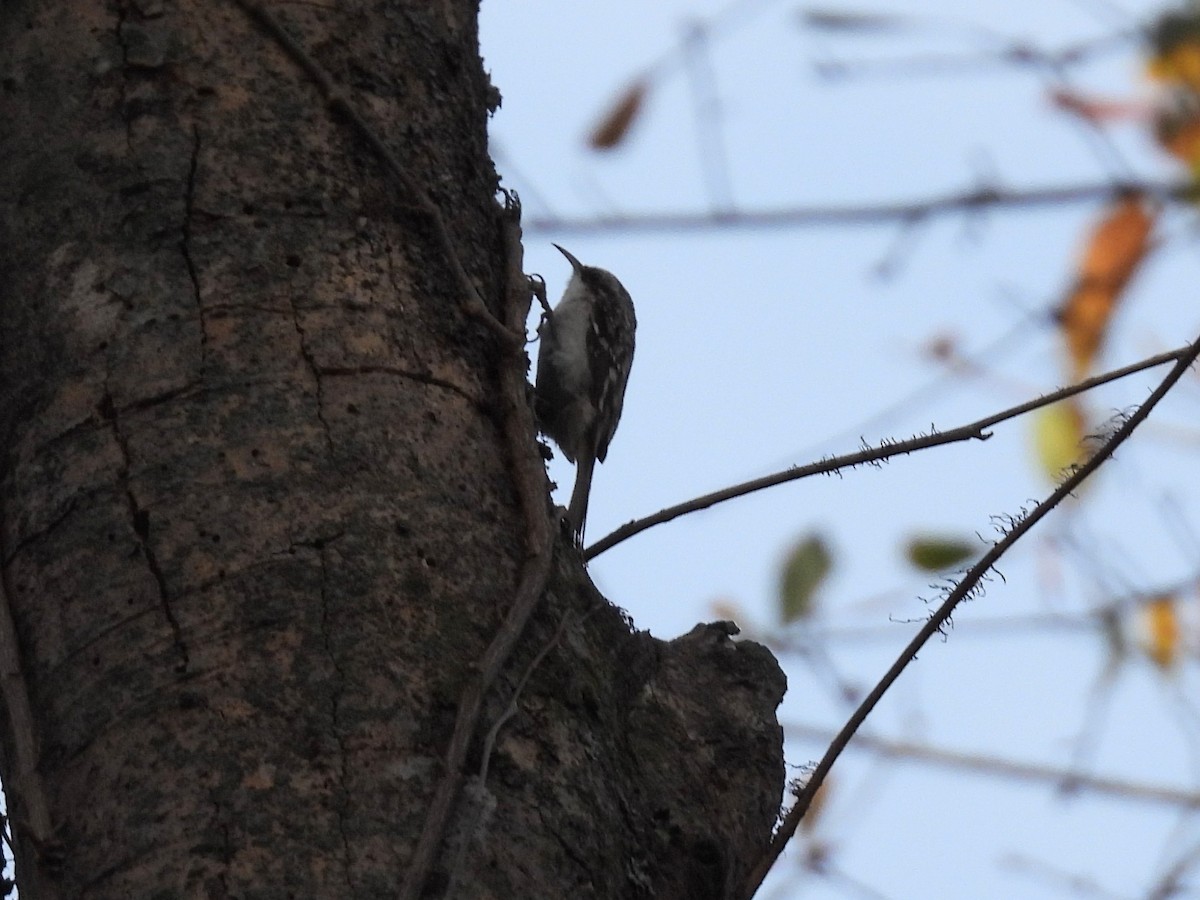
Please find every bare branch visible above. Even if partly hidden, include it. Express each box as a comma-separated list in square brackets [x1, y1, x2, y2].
[587, 345, 1189, 560]
[786, 721, 1200, 809]
[739, 331, 1200, 899]
[525, 180, 1191, 236]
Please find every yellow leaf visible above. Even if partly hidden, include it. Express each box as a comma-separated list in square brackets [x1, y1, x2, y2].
[1136, 595, 1181, 670]
[1058, 194, 1154, 380]
[1032, 399, 1087, 483]
[587, 80, 647, 151]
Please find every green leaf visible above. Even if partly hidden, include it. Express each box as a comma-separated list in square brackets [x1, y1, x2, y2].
[905, 535, 977, 572]
[779, 535, 833, 623]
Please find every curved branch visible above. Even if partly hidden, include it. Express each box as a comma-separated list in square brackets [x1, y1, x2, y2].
[739, 331, 1200, 900]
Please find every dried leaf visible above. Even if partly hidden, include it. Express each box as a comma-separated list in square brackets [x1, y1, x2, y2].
[1154, 86, 1200, 169]
[587, 80, 647, 151]
[1059, 194, 1154, 379]
[709, 598, 746, 624]
[1149, 9, 1200, 91]
[1049, 88, 1144, 124]
[800, 777, 832, 834]
[1136, 595, 1181, 670]
[779, 535, 833, 624]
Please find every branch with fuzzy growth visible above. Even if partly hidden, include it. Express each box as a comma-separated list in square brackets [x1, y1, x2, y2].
[586, 344, 1189, 560]
[739, 331, 1200, 900]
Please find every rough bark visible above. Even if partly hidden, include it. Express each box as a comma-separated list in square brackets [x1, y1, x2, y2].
[0, 1, 786, 898]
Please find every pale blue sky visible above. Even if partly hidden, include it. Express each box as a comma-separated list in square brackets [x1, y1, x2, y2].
[483, 1, 1200, 898]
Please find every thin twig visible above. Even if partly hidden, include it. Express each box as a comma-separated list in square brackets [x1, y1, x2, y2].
[225, 5, 554, 893]
[444, 609, 579, 897]
[786, 721, 1200, 809]
[739, 332, 1200, 899]
[586, 345, 1187, 560]
[399, 196, 556, 900]
[525, 179, 1192, 236]
[0, 551, 56, 892]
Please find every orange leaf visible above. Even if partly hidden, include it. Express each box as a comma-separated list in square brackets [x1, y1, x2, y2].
[1059, 194, 1154, 379]
[1158, 116, 1200, 165]
[1049, 88, 1145, 124]
[800, 777, 832, 835]
[1148, 14, 1200, 92]
[1154, 87, 1200, 169]
[587, 80, 647, 151]
[1137, 595, 1181, 670]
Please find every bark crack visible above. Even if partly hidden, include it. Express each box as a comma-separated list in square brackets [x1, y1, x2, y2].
[99, 391, 189, 674]
[310, 534, 352, 891]
[182, 124, 207, 368]
[1, 497, 78, 567]
[114, 2, 132, 151]
[315, 364, 481, 407]
[288, 302, 334, 453]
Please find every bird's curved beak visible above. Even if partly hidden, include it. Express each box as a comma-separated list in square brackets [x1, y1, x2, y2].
[552, 244, 584, 273]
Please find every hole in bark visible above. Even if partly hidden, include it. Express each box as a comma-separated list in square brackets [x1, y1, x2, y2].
[132, 509, 150, 537]
[692, 838, 721, 866]
[210, 534, 220, 543]
[425, 872, 449, 895]
[92, 655, 100, 667]
[285, 254, 301, 268]
[242, 203, 255, 215]
[250, 448, 261, 458]
[346, 403, 359, 414]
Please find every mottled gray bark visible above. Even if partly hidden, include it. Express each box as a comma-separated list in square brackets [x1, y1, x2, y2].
[0, 2, 785, 897]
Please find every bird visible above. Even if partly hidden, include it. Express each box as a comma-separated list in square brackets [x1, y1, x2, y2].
[534, 245, 636, 540]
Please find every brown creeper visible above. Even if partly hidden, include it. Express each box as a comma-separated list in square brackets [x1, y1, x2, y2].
[535, 245, 636, 538]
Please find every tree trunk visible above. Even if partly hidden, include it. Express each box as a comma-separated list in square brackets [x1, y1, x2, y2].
[0, 2, 786, 898]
